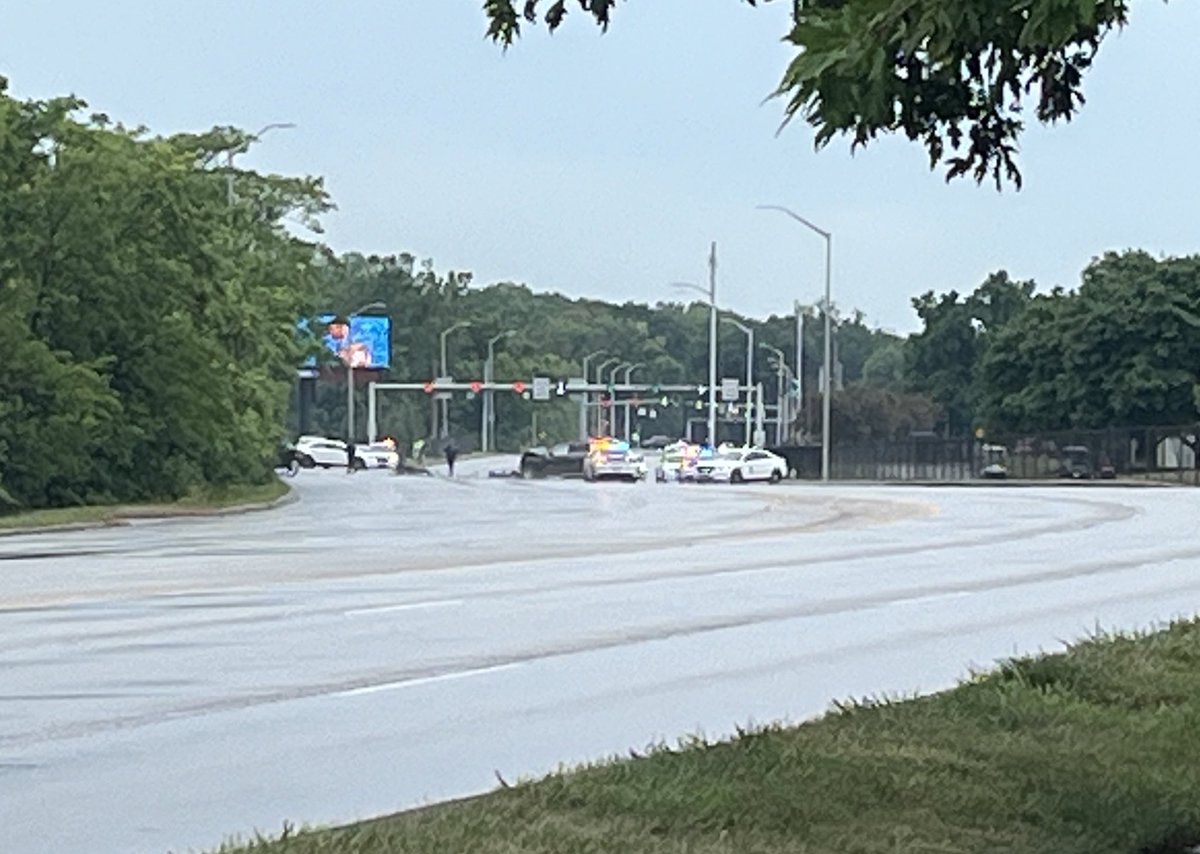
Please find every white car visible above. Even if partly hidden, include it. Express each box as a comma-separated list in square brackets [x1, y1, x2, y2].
[583, 440, 648, 482]
[690, 447, 787, 484]
[293, 436, 378, 470]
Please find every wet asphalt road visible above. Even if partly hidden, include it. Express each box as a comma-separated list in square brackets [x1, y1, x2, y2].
[3, 460, 1200, 854]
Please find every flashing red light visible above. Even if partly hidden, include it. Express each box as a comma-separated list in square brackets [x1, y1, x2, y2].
[469, 381, 483, 393]
[423, 381, 434, 394]
[512, 381, 526, 394]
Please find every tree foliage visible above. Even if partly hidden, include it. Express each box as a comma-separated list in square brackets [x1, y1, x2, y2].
[302, 252, 906, 450]
[483, 0, 1136, 187]
[978, 252, 1200, 431]
[0, 79, 328, 510]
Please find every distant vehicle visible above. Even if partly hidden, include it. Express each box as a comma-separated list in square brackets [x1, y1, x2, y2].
[358, 442, 398, 469]
[689, 447, 787, 484]
[639, 435, 675, 450]
[583, 438, 647, 482]
[656, 440, 699, 482]
[293, 436, 371, 470]
[979, 444, 1009, 479]
[1057, 445, 1094, 479]
[519, 441, 590, 479]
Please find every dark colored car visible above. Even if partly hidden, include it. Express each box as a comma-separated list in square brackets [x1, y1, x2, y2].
[1058, 445, 1094, 479]
[639, 435, 675, 450]
[520, 442, 590, 479]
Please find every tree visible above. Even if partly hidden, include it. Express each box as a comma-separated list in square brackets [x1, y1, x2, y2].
[0, 78, 328, 510]
[903, 271, 1033, 436]
[978, 252, 1200, 431]
[484, 0, 1135, 187]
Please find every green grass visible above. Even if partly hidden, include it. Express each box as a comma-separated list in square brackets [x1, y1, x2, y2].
[0, 479, 289, 531]
[208, 619, 1200, 854]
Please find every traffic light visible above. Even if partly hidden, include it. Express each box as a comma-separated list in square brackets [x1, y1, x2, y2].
[423, 381, 434, 394]
[469, 381, 483, 393]
[511, 380, 526, 394]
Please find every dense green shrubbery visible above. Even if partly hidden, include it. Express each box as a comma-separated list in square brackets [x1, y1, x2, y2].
[0, 79, 328, 510]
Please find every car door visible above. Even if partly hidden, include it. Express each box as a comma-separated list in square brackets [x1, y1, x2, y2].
[745, 451, 768, 480]
[547, 443, 575, 476]
[314, 441, 347, 467]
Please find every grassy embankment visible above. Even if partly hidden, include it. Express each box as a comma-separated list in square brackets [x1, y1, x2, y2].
[0, 479, 289, 531]
[208, 619, 1200, 854]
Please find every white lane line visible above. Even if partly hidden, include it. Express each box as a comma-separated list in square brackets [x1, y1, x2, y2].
[891, 591, 971, 608]
[334, 663, 520, 699]
[344, 598, 463, 617]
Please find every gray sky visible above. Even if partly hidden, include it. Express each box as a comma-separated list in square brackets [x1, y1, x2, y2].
[3, 1, 1196, 333]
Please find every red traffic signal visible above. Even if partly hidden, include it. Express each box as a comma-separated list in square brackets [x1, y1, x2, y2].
[511, 381, 526, 394]
[423, 381, 434, 394]
[469, 381, 483, 393]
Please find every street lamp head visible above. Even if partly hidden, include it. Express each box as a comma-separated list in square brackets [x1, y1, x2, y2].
[756, 204, 831, 239]
[722, 317, 751, 335]
[353, 300, 386, 315]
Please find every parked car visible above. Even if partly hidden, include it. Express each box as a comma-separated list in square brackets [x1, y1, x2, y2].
[690, 447, 788, 484]
[979, 444, 1010, 479]
[583, 438, 647, 482]
[519, 441, 591, 479]
[639, 435, 675, 450]
[1057, 445, 1094, 479]
[656, 440, 699, 482]
[293, 436, 370, 470]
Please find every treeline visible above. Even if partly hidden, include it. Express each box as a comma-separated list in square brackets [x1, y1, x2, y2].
[903, 254, 1200, 438]
[310, 250, 1200, 453]
[0, 80, 327, 511]
[304, 253, 909, 450]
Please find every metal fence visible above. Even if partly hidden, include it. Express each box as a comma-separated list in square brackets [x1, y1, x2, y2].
[771, 423, 1200, 484]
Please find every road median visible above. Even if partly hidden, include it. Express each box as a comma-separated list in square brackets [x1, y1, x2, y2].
[0, 479, 294, 537]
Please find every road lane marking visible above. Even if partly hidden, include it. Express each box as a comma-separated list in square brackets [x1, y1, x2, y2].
[334, 663, 520, 698]
[344, 598, 463, 617]
[891, 591, 971, 608]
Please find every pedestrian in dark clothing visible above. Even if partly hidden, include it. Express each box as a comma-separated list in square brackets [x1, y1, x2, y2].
[346, 440, 356, 474]
[444, 441, 459, 478]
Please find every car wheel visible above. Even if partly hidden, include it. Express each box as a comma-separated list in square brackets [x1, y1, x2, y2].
[769, 470, 782, 484]
[296, 454, 316, 469]
[730, 469, 744, 484]
[353, 458, 368, 471]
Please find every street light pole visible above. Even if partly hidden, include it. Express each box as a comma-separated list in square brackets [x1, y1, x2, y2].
[580, 350, 606, 440]
[669, 241, 718, 446]
[608, 362, 631, 436]
[759, 206, 833, 481]
[595, 357, 620, 437]
[622, 363, 644, 442]
[722, 318, 754, 445]
[760, 343, 787, 446]
[227, 122, 296, 205]
[345, 300, 386, 445]
[483, 330, 515, 452]
[439, 320, 472, 440]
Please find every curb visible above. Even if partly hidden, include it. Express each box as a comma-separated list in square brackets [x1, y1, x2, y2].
[0, 481, 297, 538]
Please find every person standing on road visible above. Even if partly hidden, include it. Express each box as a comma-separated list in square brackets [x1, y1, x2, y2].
[346, 439, 357, 474]
[443, 439, 459, 478]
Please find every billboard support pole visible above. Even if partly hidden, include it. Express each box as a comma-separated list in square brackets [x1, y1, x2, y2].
[347, 360, 355, 444]
[367, 382, 378, 444]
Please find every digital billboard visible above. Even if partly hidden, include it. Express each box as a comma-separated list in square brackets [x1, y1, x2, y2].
[306, 313, 391, 369]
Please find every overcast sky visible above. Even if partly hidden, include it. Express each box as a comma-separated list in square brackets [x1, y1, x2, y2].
[3, 1, 1197, 333]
